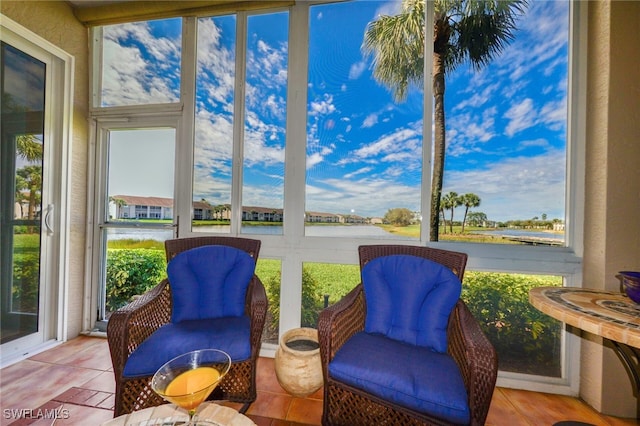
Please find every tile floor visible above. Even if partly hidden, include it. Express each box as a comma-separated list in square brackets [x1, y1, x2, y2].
[0, 336, 638, 425]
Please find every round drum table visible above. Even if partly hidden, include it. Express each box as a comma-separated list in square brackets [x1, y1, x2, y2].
[101, 402, 256, 426]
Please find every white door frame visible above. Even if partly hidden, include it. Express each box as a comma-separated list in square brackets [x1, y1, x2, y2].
[0, 15, 74, 367]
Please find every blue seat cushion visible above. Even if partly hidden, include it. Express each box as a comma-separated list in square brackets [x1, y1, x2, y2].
[168, 245, 255, 323]
[123, 316, 251, 378]
[362, 254, 461, 353]
[329, 332, 470, 425]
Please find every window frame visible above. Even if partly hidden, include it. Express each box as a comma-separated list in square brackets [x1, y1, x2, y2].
[86, 0, 586, 395]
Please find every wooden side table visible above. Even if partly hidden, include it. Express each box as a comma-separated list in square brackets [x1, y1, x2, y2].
[101, 402, 256, 425]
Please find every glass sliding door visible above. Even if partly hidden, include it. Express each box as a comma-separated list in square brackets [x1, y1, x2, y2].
[1, 20, 72, 366]
[0, 41, 46, 346]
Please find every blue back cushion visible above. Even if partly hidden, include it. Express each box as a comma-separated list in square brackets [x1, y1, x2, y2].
[362, 254, 461, 352]
[168, 245, 255, 323]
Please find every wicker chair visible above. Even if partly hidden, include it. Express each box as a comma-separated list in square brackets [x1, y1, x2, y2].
[107, 236, 267, 417]
[318, 245, 498, 426]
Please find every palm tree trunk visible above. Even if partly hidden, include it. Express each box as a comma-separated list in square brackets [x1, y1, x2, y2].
[429, 51, 446, 241]
[462, 207, 469, 233]
[449, 207, 454, 234]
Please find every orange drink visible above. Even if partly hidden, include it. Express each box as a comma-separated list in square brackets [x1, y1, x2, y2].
[152, 349, 231, 424]
[163, 366, 221, 411]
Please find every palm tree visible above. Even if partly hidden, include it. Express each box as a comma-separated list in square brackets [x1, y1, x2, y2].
[17, 165, 42, 220]
[109, 196, 127, 219]
[460, 192, 481, 233]
[441, 191, 461, 234]
[16, 134, 43, 162]
[363, 0, 527, 241]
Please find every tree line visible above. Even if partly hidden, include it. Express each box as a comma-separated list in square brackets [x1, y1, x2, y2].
[382, 191, 485, 233]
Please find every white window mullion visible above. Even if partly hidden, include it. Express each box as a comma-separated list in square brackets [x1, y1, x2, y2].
[278, 3, 311, 334]
[177, 16, 198, 237]
[231, 12, 248, 235]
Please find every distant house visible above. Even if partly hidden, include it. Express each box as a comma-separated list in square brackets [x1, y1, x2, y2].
[110, 195, 173, 219]
[306, 211, 340, 223]
[340, 214, 366, 224]
[193, 200, 214, 220]
[242, 206, 283, 222]
[109, 196, 376, 225]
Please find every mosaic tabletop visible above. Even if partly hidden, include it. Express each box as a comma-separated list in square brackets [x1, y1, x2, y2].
[101, 402, 256, 426]
[529, 287, 640, 349]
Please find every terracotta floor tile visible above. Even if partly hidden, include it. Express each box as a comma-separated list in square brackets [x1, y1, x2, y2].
[1, 364, 103, 412]
[2, 336, 639, 426]
[305, 386, 323, 401]
[246, 391, 292, 419]
[286, 397, 322, 425]
[485, 387, 531, 425]
[4, 401, 65, 426]
[603, 416, 640, 425]
[246, 414, 273, 426]
[97, 393, 116, 410]
[54, 404, 113, 425]
[500, 388, 610, 425]
[28, 336, 104, 364]
[0, 359, 50, 388]
[79, 370, 116, 393]
[257, 357, 287, 394]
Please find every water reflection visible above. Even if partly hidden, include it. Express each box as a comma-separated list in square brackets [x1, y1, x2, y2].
[108, 225, 410, 241]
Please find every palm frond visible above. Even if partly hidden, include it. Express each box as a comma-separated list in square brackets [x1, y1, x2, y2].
[363, 1, 425, 102]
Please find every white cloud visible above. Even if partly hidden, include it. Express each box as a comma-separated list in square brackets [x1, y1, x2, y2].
[361, 113, 379, 128]
[349, 61, 367, 80]
[453, 83, 498, 111]
[309, 94, 337, 116]
[504, 98, 536, 136]
[350, 126, 421, 162]
[344, 167, 373, 179]
[305, 177, 421, 217]
[539, 98, 567, 131]
[307, 152, 325, 169]
[444, 149, 566, 222]
[101, 22, 181, 106]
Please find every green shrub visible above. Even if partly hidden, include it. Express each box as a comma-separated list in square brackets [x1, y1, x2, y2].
[12, 252, 40, 313]
[263, 273, 281, 332]
[301, 267, 322, 328]
[105, 249, 167, 313]
[462, 272, 562, 375]
[262, 266, 323, 330]
[303, 263, 360, 304]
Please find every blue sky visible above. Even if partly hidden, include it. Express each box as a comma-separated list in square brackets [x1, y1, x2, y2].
[104, 0, 568, 223]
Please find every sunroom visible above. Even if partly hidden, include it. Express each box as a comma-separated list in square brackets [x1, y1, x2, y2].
[1, 0, 639, 422]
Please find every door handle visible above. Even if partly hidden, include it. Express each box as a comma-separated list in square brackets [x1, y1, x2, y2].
[44, 204, 54, 235]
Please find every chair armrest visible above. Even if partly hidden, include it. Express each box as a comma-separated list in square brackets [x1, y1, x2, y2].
[318, 284, 366, 380]
[447, 299, 498, 426]
[246, 275, 268, 357]
[107, 280, 172, 379]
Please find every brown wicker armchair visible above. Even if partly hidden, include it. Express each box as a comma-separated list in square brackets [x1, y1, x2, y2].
[318, 245, 498, 426]
[107, 236, 267, 417]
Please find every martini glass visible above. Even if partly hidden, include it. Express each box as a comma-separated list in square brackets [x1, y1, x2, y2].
[151, 349, 231, 425]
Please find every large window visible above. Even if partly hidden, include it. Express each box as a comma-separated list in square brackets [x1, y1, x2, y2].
[90, 0, 584, 394]
[439, 0, 570, 246]
[96, 18, 182, 107]
[305, 2, 423, 239]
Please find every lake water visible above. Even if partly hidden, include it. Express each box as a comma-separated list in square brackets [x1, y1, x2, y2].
[106, 225, 411, 241]
[106, 225, 564, 242]
[472, 229, 565, 241]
